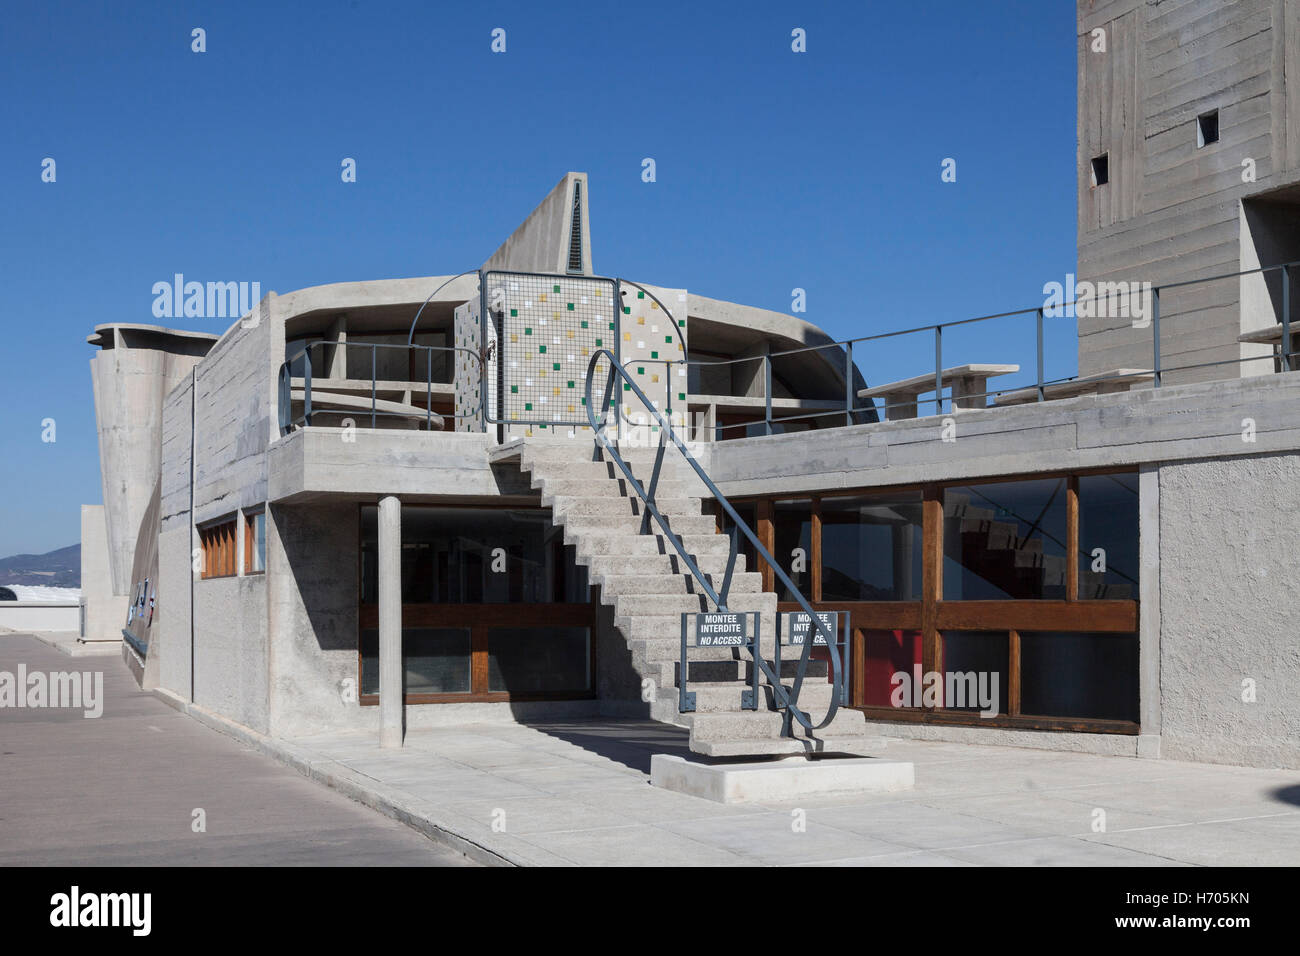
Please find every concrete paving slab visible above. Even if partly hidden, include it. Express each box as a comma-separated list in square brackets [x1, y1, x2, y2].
[13, 630, 1299, 867]
[941, 835, 1191, 867]
[0, 635, 475, 866]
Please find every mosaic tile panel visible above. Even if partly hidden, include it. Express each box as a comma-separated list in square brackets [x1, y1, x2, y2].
[484, 271, 617, 440]
[614, 282, 689, 439]
[453, 295, 486, 432]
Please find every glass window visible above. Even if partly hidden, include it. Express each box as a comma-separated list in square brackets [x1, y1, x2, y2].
[820, 492, 923, 601]
[1077, 473, 1139, 599]
[488, 627, 591, 695]
[361, 506, 588, 604]
[861, 629, 923, 708]
[1019, 632, 1138, 722]
[943, 479, 1069, 600]
[939, 631, 1009, 717]
[773, 499, 812, 601]
[245, 511, 266, 574]
[360, 627, 472, 696]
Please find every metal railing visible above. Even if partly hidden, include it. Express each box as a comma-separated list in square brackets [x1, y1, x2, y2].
[584, 347, 846, 737]
[282, 258, 1300, 441]
[639, 258, 1300, 439]
[278, 340, 485, 434]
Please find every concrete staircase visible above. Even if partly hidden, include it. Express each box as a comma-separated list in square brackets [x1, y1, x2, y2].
[494, 437, 881, 757]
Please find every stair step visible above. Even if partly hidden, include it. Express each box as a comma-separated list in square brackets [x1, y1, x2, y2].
[612, 591, 776, 617]
[689, 707, 869, 742]
[533, 478, 697, 500]
[546, 494, 702, 518]
[560, 513, 718, 535]
[584, 552, 751, 579]
[570, 531, 729, 556]
[594, 571, 762, 597]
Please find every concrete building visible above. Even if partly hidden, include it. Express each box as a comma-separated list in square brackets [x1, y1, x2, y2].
[84, 14, 1300, 768]
[1077, 0, 1300, 384]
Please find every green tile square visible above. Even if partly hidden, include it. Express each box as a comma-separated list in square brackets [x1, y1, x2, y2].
[510, 385, 518, 394]
[651, 351, 658, 359]
[623, 306, 631, 314]
[595, 338, 602, 346]
[553, 284, 561, 293]
[678, 320, 686, 327]
[581, 320, 588, 329]
[678, 393, 686, 401]
[665, 336, 672, 343]
[539, 345, 547, 353]
[524, 327, 532, 335]
[525, 403, 533, 411]
[580, 397, 586, 406]
[637, 291, 645, 299]
[567, 381, 574, 388]
[552, 362, 560, 371]
[637, 367, 644, 375]
[608, 322, 615, 330]
[510, 309, 517, 317]
[567, 303, 574, 311]
[623, 383, 631, 391]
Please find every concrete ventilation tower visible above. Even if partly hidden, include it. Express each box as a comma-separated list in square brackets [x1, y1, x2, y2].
[83, 324, 217, 642]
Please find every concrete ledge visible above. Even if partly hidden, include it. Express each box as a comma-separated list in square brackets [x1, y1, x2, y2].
[692, 735, 889, 757]
[152, 688, 523, 867]
[650, 754, 914, 803]
[868, 719, 1140, 756]
[6, 630, 122, 658]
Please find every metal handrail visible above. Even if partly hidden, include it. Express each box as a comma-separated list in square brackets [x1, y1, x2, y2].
[584, 347, 843, 736]
[278, 340, 486, 434]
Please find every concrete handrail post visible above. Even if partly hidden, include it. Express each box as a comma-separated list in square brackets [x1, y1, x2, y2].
[378, 496, 403, 748]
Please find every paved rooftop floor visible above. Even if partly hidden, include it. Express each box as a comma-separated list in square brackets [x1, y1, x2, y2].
[0, 635, 474, 866]
[290, 718, 1300, 866]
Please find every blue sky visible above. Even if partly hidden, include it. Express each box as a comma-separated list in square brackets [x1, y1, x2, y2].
[0, 0, 1078, 557]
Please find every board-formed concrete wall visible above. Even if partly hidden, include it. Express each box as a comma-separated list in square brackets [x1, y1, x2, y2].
[157, 376, 194, 699]
[1157, 451, 1300, 768]
[267, 501, 359, 738]
[1077, 0, 1300, 383]
[152, 295, 281, 725]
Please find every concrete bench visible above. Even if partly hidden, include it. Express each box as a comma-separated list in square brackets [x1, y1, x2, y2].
[1237, 324, 1299, 371]
[857, 364, 1019, 420]
[992, 368, 1153, 406]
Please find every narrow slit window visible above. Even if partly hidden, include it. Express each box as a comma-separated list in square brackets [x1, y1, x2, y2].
[1090, 153, 1109, 187]
[1197, 109, 1219, 148]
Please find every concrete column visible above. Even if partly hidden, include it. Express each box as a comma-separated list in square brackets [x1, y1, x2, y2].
[1137, 465, 1161, 758]
[378, 496, 403, 748]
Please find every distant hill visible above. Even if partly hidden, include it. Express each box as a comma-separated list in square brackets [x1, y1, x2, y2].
[0, 544, 80, 588]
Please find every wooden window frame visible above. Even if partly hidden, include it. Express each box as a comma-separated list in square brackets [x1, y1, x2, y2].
[198, 517, 239, 580]
[734, 466, 1141, 735]
[356, 503, 598, 705]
